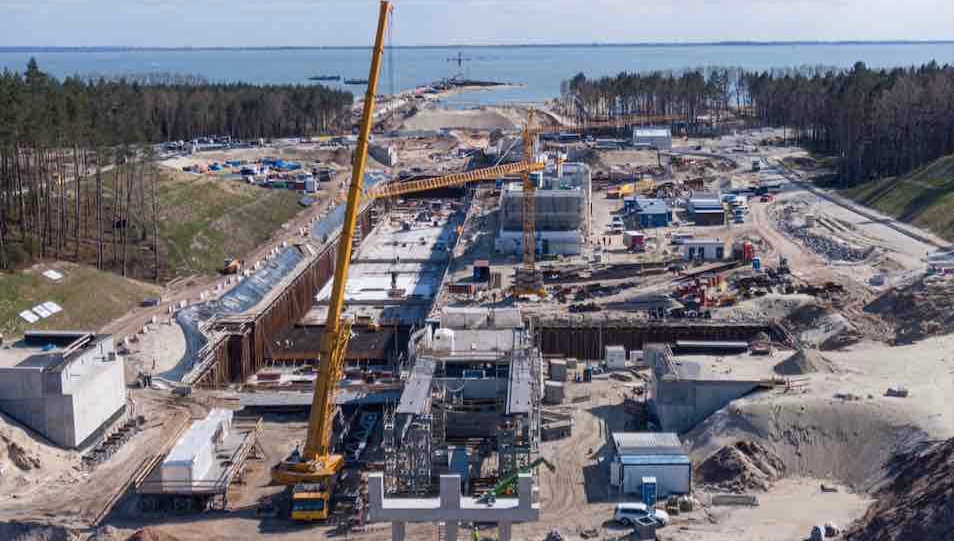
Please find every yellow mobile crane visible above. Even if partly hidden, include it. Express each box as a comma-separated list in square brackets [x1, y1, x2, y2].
[270, 1, 393, 521]
[270, 1, 544, 521]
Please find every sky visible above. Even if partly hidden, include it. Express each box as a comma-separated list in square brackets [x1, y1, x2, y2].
[2, 0, 953, 48]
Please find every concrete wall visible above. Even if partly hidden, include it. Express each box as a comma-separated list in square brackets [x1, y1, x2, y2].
[370, 144, 398, 167]
[435, 377, 505, 401]
[680, 242, 727, 260]
[621, 463, 690, 497]
[0, 339, 126, 448]
[633, 131, 672, 150]
[68, 353, 126, 447]
[651, 378, 761, 433]
[495, 230, 583, 256]
[500, 189, 585, 232]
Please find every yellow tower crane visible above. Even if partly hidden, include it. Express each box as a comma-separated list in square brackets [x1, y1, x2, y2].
[270, 2, 545, 521]
[512, 111, 682, 296]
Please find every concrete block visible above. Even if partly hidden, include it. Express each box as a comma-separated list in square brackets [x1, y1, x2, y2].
[549, 359, 568, 382]
[544, 382, 565, 404]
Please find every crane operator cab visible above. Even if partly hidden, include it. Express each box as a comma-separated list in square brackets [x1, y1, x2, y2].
[273, 444, 344, 522]
[290, 482, 333, 522]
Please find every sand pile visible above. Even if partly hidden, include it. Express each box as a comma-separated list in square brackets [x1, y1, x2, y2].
[715, 293, 817, 322]
[686, 394, 929, 490]
[400, 108, 518, 131]
[784, 304, 860, 350]
[0, 413, 79, 495]
[844, 438, 954, 541]
[696, 440, 786, 492]
[127, 528, 180, 541]
[865, 274, 954, 344]
[0, 523, 81, 541]
[774, 348, 833, 376]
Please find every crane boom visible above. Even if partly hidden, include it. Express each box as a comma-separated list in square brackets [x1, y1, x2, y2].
[364, 160, 545, 200]
[272, 2, 391, 508]
[308, 0, 390, 459]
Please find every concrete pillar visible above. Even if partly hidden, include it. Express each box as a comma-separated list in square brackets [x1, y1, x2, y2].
[517, 473, 533, 513]
[439, 475, 462, 511]
[444, 521, 458, 541]
[498, 522, 513, 541]
[367, 473, 385, 522]
[391, 522, 405, 541]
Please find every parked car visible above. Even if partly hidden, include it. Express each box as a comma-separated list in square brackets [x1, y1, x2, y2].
[613, 502, 648, 525]
[613, 503, 671, 527]
[760, 194, 775, 202]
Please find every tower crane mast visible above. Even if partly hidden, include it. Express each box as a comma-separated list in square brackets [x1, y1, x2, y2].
[512, 111, 681, 296]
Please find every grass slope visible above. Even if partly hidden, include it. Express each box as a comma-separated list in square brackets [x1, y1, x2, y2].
[0, 262, 160, 337]
[158, 172, 303, 276]
[843, 155, 954, 242]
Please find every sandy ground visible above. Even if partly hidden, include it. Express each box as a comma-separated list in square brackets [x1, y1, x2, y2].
[0, 391, 198, 529]
[399, 104, 560, 132]
[672, 478, 872, 541]
[687, 334, 954, 495]
[400, 108, 521, 131]
[0, 412, 80, 499]
[124, 319, 187, 378]
[93, 363, 916, 541]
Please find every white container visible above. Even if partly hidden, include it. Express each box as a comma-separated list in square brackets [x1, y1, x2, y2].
[605, 345, 627, 369]
[433, 328, 456, 353]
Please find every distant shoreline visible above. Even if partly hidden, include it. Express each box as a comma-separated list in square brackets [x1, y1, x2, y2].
[1, 41, 952, 53]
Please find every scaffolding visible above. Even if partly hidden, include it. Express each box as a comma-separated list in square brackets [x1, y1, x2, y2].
[383, 408, 434, 496]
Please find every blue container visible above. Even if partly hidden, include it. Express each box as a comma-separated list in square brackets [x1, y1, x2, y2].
[641, 477, 657, 506]
[473, 265, 490, 283]
[752, 256, 762, 271]
[624, 196, 637, 213]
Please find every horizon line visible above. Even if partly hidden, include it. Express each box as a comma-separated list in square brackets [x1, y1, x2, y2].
[1, 40, 953, 52]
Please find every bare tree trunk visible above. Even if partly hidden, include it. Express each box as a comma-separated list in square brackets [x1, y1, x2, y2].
[73, 146, 82, 258]
[151, 162, 161, 282]
[95, 152, 104, 270]
[122, 155, 134, 277]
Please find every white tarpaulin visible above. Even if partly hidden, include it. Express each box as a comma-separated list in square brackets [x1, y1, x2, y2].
[32, 305, 52, 318]
[42, 269, 64, 281]
[42, 301, 62, 314]
[19, 310, 39, 323]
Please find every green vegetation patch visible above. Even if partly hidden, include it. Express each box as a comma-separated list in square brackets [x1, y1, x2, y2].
[158, 172, 303, 276]
[844, 155, 954, 242]
[0, 262, 160, 338]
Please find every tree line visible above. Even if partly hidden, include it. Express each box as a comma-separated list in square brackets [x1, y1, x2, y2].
[0, 59, 352, 274]
[562, 62, 954, 184]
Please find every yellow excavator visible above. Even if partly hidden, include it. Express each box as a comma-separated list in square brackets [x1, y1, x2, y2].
[270, 1, 544, 521]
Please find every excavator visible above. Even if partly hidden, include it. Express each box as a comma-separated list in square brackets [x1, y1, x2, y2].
[270, 1, 544, 521]
[476, 457, 555, 505]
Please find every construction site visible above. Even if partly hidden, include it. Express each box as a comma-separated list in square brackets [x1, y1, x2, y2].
[1, 4, 953, 541]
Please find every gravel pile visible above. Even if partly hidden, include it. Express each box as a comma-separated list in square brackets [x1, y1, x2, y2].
[774, 204, 873, 262]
